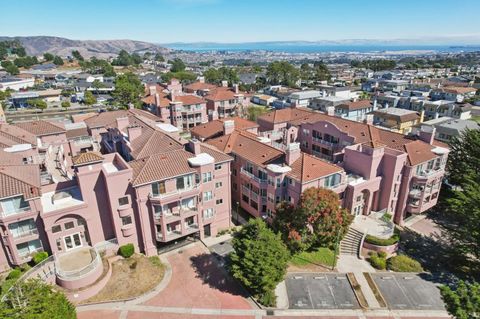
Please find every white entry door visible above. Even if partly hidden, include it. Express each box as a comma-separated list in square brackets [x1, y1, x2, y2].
[64, 233, 82, 250]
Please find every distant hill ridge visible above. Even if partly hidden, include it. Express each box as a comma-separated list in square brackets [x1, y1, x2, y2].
[0, 36, 171, 58]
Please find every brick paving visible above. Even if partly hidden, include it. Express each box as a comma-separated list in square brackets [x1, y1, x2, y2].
[77, 310, 122, 319]
[142, 243, 253, 310]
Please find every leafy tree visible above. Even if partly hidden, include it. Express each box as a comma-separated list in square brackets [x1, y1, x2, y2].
[92, 79, 106, 89]
[79, 58, 115, 77]
[246, 105, 268, 121]
[131, 53, 142, 65]
[11, 46, 26, 57]
[1, 60, 19, 75]
[440, 280, 480, 319]
[143, 52, 152, 60]
[53, 56, 64, 66]
[273, 187, 353, 253]
[112, 50, 132, 66]
[170, 58, 186, 72]
[71, 50, 84, 61]
[83, 91, 96, 105]
[204, 67, 239, 85]
[43, 52, 54, 61]
[439, 129, 480, 262]
[266, 61, 300, 87]
[161, 71, 197, 83]
[28, 99, 47, 110]
[230, 219, 290, 306]
[14, 56, 38, 68]
[61, 101, 71, 109]
[112, 72, 144, 108]
[0, 279, 76, 319]
[154, 53, 165, 62]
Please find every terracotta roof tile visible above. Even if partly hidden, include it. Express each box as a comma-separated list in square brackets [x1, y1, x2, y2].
[185, 82, 217, 91]
[0, 165, 41, 199]
[190, 117, 258, 140]
[337, 100, 372, 111]
[0, 123, 37, 145]
[72, 152, 104, 166]
[287, 153, 342, 183]
[14, 120, 65, 136]
[207, 130, 284, 167]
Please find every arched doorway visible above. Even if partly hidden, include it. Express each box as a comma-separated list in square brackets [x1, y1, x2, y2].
[50, 215, 91, 254]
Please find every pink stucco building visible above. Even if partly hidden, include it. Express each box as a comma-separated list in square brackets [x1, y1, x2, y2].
[0, 111, 233, 279]
[253, 108, 449, 225]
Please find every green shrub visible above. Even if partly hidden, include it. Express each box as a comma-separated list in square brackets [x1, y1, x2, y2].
[148, 256, 162, 267]
[6, 268, 22, 280]
[368, 252, 386, 270]
[258, 289, 276, 307]
[32, 251, 49, 265]
[387, 255, 423, 272]
[378, 251, 387, 259]
[118, 243, 134, 258]
[365, 229, 400, 246]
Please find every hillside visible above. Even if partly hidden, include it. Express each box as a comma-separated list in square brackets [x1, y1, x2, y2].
[0, 36, 171, 58]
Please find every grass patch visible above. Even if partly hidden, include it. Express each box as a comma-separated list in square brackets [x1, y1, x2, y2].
[290, 247, 336, 267]
[82, 254, 164, 303]
[471, 115, 480, 123]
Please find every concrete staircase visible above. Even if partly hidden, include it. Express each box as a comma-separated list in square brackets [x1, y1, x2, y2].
[340, 227, 364, 256]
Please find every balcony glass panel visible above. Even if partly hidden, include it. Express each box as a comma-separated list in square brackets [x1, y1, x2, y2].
[1, 196, 30, 217]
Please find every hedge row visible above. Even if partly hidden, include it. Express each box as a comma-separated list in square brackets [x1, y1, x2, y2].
[365, 229, 400, 246]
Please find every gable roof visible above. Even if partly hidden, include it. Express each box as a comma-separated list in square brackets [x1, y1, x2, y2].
[14, 120, 65, 137]
[0, 123, 37, 146]
[130, 130, 184, 160]
[336, 100, 372, 111]
[72, 152, 104, 166]
[207, 130, 284, 167]
[0, 165, 41, 199]
[190, 117, 258, 140]
[184, 82, 217, 91]
[129, 149, 197, 186]
[287, 153, 343, 183]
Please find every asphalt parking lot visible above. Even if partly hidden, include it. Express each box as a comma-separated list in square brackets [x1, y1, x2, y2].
[371, 273, 445, 310]
[285, 273, 360, 309]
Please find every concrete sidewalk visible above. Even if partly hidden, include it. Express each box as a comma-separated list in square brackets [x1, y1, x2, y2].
[353, 272, 381, 309]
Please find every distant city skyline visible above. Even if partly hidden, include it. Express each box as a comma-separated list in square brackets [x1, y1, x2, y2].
[1, 0, 480, 44]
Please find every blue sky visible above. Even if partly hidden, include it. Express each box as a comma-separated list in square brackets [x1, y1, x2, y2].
[1, 0, 480, 43]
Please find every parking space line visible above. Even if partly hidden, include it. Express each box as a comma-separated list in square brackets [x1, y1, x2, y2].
[392, 275, 416, 309]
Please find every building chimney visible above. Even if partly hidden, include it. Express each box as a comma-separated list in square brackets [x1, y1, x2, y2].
[285, 142, 301, 166]
[127, 125, 142, 142]
[149, 85, 157, 95]
[223, 119, 235, 135]
[189, 138, 202, 155]
[170, 90, 176, 102]
[155, 93, 160, 106]
[418, 125, 436, 145]
[419, 110, 425, 123]
[198, 76, 205, 83]
[233, 83, 239, 94]
[373, 97, 378, 110]
[364, 114, 374, 125]
[326, 106, 335, 116]
[116, 117, 129, 132]
[221, 80, 228, 87]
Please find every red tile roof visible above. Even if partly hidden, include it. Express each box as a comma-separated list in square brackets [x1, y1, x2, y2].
[337, 100, 372, 111]
[185, 82, 217, 91]
[0, 165, 41, 199]
[190, 117, 258, 140]
[287, 153, 343, 183]
[207, 130, 284, 167]
[72, 152, 104, 166]
[14, 120, 65, 136]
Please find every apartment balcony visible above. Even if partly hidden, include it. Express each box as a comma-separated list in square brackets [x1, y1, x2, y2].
[156, 224, 199, 242]
[312, 151, 333, 161]
[0, 206, 32, 219]
[409, 189, 423, 199]
[312, 137, 339, 148]
[150, 185, 200, 202]
[154, 207, 198, 224]
[10, 228, 39, 242]
[413, 168, 445, 182]
[240, 168, 268, 186]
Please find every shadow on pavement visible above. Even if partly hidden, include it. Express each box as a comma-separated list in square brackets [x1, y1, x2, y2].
[400, 228, 479, 283]
[190, 253, 250, 298]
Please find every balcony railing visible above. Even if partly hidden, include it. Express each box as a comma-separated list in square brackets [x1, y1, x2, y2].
[312, 151, 333, 161]
[150, 184, 199, 199]
[0, 206, 31, 218]
[240, 168, 267, 184]
[312, 137, 338, 147]
[11, 228, 39, 239]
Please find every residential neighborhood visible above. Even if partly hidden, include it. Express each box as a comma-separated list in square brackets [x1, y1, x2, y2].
[1, 1, 480, 318]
